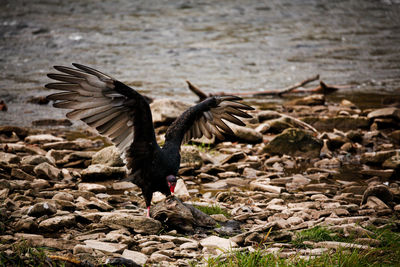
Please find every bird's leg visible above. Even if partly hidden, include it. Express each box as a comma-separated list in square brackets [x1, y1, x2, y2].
[146, 206, 150, 217]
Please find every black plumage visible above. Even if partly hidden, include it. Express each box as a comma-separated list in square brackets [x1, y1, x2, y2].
[45, 63, 254, 215]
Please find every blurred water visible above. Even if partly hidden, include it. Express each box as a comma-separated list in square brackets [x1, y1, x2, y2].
[0, 0, 399, 126]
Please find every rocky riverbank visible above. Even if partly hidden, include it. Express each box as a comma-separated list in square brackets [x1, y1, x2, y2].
[0, 94, 399, 266]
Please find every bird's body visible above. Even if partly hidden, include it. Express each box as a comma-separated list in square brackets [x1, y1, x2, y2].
[46, 64, 254, 215]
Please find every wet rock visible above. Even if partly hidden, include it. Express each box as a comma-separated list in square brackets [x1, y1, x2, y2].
[84, 240, 127, 253]
[0, 152, 21, 165]
[264, 128, 322, 157]
[92, 146, 124, 167]
[100, 213, 162, 234]
[78, 182, 107, 193]
[38, 214, 76, 231]
[27, 202, 57, 217]
[151, 99, 191, 126]
[121, 249, 148, 266]
[34, 162, 60, 180]
[80, 164, 126, 181]
[25, 134, 63, 144]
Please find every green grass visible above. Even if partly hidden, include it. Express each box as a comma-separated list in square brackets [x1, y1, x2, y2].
[199, 225, 400, 267]
[194, 204, 230, 218]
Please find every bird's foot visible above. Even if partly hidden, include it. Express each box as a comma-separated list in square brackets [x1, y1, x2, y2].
[146, 206, 150, 217]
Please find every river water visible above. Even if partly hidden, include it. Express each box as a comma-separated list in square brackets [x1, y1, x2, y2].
[1, 0, 400, 126]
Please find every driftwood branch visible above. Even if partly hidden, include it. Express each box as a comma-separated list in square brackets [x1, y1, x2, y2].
[187, 75, 341, 102]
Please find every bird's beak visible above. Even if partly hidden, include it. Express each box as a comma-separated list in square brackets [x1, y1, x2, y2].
[168, 182, 176, 196]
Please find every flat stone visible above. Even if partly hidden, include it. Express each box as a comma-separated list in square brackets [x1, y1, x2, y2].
[200, 235, 237, 251]
[80, 164, 126, 181]
[11, 168, 35, 181]
[149, 252, 173, 262]
[21, 155, 53, 165]
[52, 192, 74, 202]
[100, 213, 162, 234]
[250, 181, 282, 194]
[112, 181, 137, 191]
[25, 134, 63, 144]
[78, 183, 107, 193]
[84, 240, 127, 253]
[367, 107, 400, 120]
[122, 249, 148, 266]
[38, 214, 76, 231]
[315, 241, 369, 250]
[302, 116, 369, 131]
[203, 180, 228, 190]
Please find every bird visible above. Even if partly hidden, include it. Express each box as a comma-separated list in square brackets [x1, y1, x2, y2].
[45, 63, 254, 217]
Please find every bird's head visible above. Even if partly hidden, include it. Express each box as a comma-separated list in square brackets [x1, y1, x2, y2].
[166, 175, 177, 195]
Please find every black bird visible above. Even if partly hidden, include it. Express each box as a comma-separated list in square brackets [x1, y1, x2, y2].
[45, 63, 254, 216]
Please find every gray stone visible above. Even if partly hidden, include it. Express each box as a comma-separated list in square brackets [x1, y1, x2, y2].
[22, 155, 53, 165]
[84, 240, 127, 253]
[203, 180, 228, 190]
[122, 249, 148, 266]
[112, 181, 138, 191]
[250, 181, 282, 194]
[200, 235, 237, 251]
[11, 168, 35, 181]
[52, 192, 74, 202]
[92, 146, 124, 167]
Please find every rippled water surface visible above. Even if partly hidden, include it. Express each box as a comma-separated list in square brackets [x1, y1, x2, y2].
[0, 0, 399, 126]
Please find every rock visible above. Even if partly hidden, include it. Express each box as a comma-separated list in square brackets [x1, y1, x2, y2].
[227, 122, 263, 144]
[314, 158, 341, 169]
[38, 214, 76, 231]
[151, 196, 216, 232]
[0, 126, 29, 139]
[112, 181, 138, 191]
[361, 184, 393, 205]
[14, 217, 38, 232]
[52, 192, 74, 202]
[121, 249, 148, 266]
[361, 150, 399, 165]
[80, 164, 126, 181]
[92, 146, 124, 167]
[87, 197, 113, 211]
[149, 252, 173, 262]
[174, 179, 190, 201]
[25, 134, 63, 144]
[0, 152, 21, 165]
[363, 196, 391, 210]
[315, 241, 369, 250]
[382, 155, 400, 169]
[21, 155, 53, 165]
[203, 180, 228, 190]
[34, 162, 60, 180]
[84, 240, 127, 253]
[27, 202, 57, 217]
[286, 94, 325, 106]
[11, 168, 35, 181]
[150, 99, 191, 126]
[73, 244, 94, 254]
[367, 107, 400, 120]
[200, 235, 237, 252]
[180, 146, 203, 167]
[250, 181, 282, 194]
[211, 214, 229, 222]
[42, 139, 102, 150]
[264, 128, 322, 157]
[389, 130, 400, 144]
[302, 116, 369, 131]
[78, 183, 107, 193]
[100, 213, 162, 234]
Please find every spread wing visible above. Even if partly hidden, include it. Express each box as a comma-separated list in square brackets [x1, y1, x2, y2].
[45, 63, 158, 174]
[164, 96, 254, 146]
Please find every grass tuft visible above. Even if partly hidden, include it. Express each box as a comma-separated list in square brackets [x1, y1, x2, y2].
[194, 204, 230, 218]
